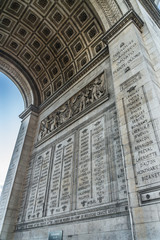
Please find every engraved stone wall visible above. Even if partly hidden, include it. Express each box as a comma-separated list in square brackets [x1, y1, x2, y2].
[16, 105, 127, 231]
[25, 149, 52, 220]
[121, 72, 160, 187]
[1, 2, 160, 239]
[47, 136, 74, 216]
[77, 118, 109, 209]
[0, 112, 38, 239]
[107, 12, 160, 240]
[0, 122, 28, 232]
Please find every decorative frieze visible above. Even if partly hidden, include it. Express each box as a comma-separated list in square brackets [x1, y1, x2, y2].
[37, 72, 109, 142]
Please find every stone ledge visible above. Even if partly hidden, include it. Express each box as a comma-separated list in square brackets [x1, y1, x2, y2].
[15, 201, 128, 231]
[102, 10, 144, 44]
[19, 105, 39, 119]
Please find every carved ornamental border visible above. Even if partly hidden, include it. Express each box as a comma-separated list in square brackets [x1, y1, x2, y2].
[36, 70, 109, 146]
[96, 0, 122, 26]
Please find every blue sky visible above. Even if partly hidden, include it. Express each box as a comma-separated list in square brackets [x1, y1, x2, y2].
[0, 72, 24, 195]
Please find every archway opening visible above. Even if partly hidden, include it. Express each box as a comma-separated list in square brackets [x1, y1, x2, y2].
[0, 72, 24, 195]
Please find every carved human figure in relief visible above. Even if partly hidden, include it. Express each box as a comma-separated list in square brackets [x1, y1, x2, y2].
[45, 116, 52, 133]
[91, 79, 99, 102]
[59, 99, 73, 122]
[79, 90, 88, 112]
[69, 97, 76, 117]
[90, 76, 105, 102]
[38, 73, 106, 141]
[66, 100, 72, 120]
[90, 79, 101, 102]
[58, 104, 67, 124]
[39, 115, 53, 140]
[99, 75, 105, 94]
[51, 112, 60, 130]
[38, 120, 47, 140]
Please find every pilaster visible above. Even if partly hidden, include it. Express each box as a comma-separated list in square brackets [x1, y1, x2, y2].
[0, 106, 38, 240]
[103, 9, 160, 240]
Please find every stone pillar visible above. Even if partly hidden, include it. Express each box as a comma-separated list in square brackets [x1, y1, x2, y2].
[0, 106, 38, 240]
[103, 10, 160, 240]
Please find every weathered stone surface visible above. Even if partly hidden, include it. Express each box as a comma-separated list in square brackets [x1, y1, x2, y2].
[1, 1, 160, 240]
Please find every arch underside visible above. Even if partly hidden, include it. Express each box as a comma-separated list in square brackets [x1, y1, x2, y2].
[0, 0, 123, 107]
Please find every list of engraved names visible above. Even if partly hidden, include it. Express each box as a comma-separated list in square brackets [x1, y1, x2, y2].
[122, 73, 160, 186]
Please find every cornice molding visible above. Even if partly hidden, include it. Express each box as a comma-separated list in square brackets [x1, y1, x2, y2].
[102, 9, 144, 44]
[19, 104, 39, 119]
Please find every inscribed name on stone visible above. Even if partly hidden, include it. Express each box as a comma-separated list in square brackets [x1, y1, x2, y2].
[121, 72, 160, 186]
[15, 107, 126, 227]
[107, 107, 127, 200]
[77, 116, 109, 209]
[109, 25, 143, 80]
[25, 149, 52, 220]
[47, 135, 74, 216]
[76, 109, 127, 209]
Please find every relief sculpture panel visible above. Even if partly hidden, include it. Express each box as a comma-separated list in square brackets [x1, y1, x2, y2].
[38, 71, 108, 142]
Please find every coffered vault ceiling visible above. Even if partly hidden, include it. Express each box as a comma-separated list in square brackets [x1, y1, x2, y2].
[0, 0, 106, 106]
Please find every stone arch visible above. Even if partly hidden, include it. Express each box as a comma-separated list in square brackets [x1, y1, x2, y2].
[0, 0, 123, 108]
[92, 0, 123, 26]
[89, 0, 111, 30]
[0, 53, 41, 108]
